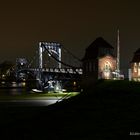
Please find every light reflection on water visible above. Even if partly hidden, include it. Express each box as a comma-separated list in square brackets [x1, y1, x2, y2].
[0, 82, 59, 106]
[0, 82, 28, 96]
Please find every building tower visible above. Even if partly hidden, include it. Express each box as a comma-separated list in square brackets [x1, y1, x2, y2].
[116, 29, 120, 79]
[82, 37, 116, 87]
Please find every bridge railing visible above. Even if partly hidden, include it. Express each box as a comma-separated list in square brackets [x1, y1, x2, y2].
[29, 68, 83, 75]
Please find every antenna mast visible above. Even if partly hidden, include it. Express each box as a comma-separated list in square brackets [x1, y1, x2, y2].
[116, 29, 120, 79]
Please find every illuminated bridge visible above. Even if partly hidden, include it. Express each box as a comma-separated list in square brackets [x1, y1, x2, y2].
[16, 42, 82, 92]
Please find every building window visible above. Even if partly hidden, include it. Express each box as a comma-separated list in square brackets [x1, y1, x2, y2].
[138, 63, 140, 76]
[104, 61, 111, 71]
[103, 61, 111, 79]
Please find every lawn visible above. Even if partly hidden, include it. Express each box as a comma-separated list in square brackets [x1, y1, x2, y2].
[0, 91, 80, 100]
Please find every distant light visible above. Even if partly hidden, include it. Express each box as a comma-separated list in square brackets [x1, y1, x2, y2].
[12, 82, 17, 87]
[56, 86, 59, 91]
[54, 81, 62, 93]
[22, 78, 26, 81]
[73, 81, 76, 86]
[1, 81, 5, 84]
[19, 82, 26, 87]
[62, 89, 67, 92]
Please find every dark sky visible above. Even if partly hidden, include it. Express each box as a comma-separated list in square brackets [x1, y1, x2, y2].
[0, 0, 140, 74]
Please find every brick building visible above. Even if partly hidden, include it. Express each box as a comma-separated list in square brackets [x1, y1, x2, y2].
[130, 48, 140, 81]
[82, 37, 116, 86]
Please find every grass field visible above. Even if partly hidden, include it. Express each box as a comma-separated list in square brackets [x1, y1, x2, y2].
[0, 91, 80, 100]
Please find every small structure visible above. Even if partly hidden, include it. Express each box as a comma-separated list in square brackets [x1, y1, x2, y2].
[130, 48, 140, 81]
[82, 37, 116, 86]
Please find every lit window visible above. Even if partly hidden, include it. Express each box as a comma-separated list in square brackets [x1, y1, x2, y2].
[103, 61, 111, 79]
[104, 61, 111, 71]
[138, 63, 140, 76]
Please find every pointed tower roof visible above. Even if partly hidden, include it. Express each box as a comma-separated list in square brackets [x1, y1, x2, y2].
[87, 37, 114, 51]
[131, 48, 140, 62]
[82, 37, 114, 61]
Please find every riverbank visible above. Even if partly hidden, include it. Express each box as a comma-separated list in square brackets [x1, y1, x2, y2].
[0, 80, 140, 139]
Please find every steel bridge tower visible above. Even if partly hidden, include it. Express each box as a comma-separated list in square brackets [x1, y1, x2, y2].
[37, 42, 62, 90]
[38, 42, 62, 69]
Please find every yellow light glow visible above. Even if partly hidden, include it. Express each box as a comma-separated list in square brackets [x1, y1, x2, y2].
[138, 63, 140, 76]
[99, 55, 116, 80]
[73, 81, 76, 86]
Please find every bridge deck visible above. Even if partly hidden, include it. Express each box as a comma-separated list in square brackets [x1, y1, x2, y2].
[29, 68, 83, 75]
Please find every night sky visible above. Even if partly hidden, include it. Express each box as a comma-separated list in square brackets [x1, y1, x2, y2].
[0, 0, 140, 75]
